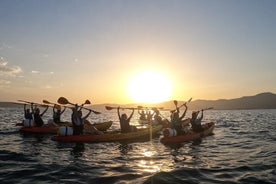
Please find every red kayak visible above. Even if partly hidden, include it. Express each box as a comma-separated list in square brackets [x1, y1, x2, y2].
[160, 122, 215, 144]
[51, 125, 163, 143]
[19, 121, 113, 134]
[19, 124, 57, 134]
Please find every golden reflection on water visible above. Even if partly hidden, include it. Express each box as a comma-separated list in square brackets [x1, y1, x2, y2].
[137, 150, 161, 173]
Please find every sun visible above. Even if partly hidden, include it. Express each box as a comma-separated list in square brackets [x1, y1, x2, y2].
[126, 70, 172, 103]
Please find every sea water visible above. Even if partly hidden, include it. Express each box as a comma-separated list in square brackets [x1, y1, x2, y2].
[0, 108, 275, 184]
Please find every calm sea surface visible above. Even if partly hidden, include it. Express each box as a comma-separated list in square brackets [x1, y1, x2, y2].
[0, 108, 275, 184]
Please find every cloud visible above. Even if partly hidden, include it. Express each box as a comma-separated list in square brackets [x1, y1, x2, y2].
[43, 85, 52, 89]
[0, 42, 12, 50]
[0, 79, 11, 88]
[0, 79, 11, 85]
[31, 70, 40, 74]
[0, 61, 22, 76]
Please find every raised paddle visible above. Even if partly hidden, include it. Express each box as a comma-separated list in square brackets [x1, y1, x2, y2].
[82, 106, 101, 114]
[202, 107, 214, 111]
[84, 100, 91, 105]
[18, 100, 49, 107]
[171, 98, 192, 113]
[105, 106, 136, 110]
[173, 100, 178, 107]
[43, 100, 63, 109]
[57, 97, 74, 105]
[137, 105, 164, 110]
[57, 97, 101, 114]
[13, 102, 27, 105]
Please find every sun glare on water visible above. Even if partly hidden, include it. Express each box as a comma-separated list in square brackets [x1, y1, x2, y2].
[126, 70, 172, 104]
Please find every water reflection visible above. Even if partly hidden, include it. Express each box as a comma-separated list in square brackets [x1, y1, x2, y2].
[118, 143, 133, 155]
[71, 143, 85, 157]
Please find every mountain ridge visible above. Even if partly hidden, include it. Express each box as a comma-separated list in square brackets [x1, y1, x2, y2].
[1, 92, 276, 110]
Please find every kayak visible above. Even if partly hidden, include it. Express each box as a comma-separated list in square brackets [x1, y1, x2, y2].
[19, 121, 113, 134]
[160, 122, 215, 144]
[138, 119, 152, 124]
[51, 125, 163, 143]
[19, 124, 57, 134]
[90, 121, 112, 131]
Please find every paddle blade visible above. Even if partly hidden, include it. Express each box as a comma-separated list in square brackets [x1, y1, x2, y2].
[173, 100, 178, 106]
[137, 106, 143, 110]
[187, 98, 192, 103]
[92, 110, 101, 114]
[57, 97, 69, 105]
[43, 100, 50, 104]
[105, 106, 114, 110]
[85, 100, 91, 105]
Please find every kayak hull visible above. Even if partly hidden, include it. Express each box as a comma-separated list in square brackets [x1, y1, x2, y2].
[160, 122, 215, 144]
[51, 125, 163, 143]
[19, 121, 113, 134]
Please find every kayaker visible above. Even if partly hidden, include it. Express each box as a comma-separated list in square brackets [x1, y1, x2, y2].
[138, 109, 147, 121]
[53, 105, 66, 124]
[170, 104, 188, 135]
[24, 104, 33, 120]
[146, 110, 154, 122]
[153, 109, 163, 125]
[117, 107, 137, 133]
[190, 110, 204, 132]
[31, 104, 49, 127]
[72, 105, 92, 135]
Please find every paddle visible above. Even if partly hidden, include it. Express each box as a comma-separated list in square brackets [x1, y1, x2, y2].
[171, 98, 192, 113]
[202, 107, 214, 111]
[137, 105, 164, 110]
[13, 102, 27, 105]
[18, 100, 49, 107]
[43, 100, 61, 109]
[57, 97, 101, 114]
[173, 100, 178, 107]
[105, 106, 136, 110]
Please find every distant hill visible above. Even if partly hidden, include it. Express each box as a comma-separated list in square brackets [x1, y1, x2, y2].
[188, 92, 276, 110]
[92, 92, 276, 110]
[1, 92, 276, 110]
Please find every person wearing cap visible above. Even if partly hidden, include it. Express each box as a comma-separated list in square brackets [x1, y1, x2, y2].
[170, 104, 188, 135]
[190, 110, 204, 132]
[53, 105, 66, 124]
[31, 103, 49, 127]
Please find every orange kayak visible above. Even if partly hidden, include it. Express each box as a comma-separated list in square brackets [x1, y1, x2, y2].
[160, 122, 215, 144]
[51, 125, 163, 143]
[19, 121, 113, 134]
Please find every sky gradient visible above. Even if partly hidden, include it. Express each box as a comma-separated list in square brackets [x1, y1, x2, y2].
[1, 0, 276, 104]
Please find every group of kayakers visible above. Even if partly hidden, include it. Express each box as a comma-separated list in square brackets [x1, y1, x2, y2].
[21, 98, 208, 136]
[22, 102, 93, 135]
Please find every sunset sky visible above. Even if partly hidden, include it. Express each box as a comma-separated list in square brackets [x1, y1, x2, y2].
[0, 0, 275, 104]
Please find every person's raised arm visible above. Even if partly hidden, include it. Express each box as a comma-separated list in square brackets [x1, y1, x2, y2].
[83, 109, 92, 120]
[117, 107, 121, 121]
[31, 103, 35, 113]
[198, 110, 203, 121]
[53, 105, 56, 113]
[179, 104, 188, 120]
[128, 108, 135, 121]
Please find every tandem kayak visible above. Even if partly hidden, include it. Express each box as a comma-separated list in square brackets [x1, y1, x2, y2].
[19, 121, 113, 134]
[138, 119, 151, 124]
[51, 125, 163, 143]
[160, 122, 215, 144]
